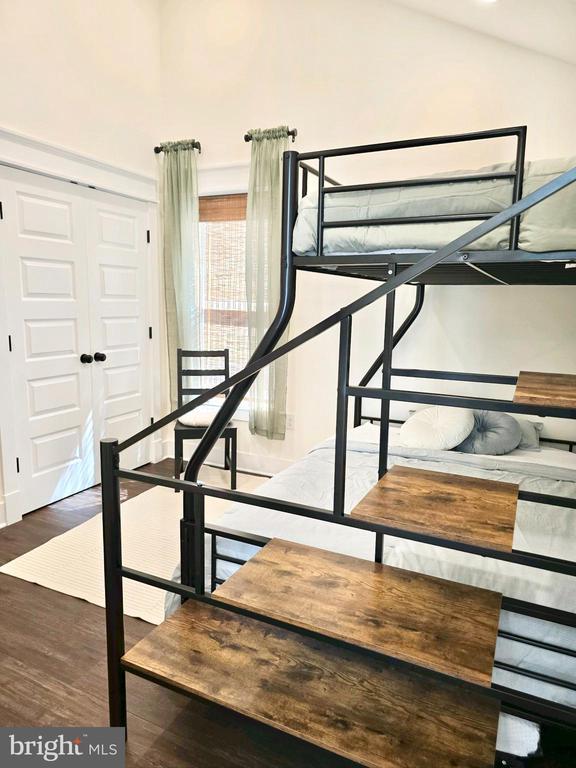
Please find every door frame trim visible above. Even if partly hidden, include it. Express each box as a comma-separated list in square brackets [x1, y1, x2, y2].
[0, 126, 157, 203]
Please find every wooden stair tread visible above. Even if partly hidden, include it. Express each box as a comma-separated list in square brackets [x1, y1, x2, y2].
[351, 465, 518, 553]
[122, 600, 499, 768]
[214, 539, 501, 687]
[514, 371, 576, 410]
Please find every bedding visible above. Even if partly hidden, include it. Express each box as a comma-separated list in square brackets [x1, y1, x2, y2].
[166, 423, 576, 757]
[517, 417, 544, 451]
[292, 156, 576, 256]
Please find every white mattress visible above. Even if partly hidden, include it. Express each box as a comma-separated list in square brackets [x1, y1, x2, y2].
[201, 425, 576, 758]
[293, 156, 576, 256]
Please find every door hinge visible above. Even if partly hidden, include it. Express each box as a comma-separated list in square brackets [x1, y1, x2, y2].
[8, 335, 12, 352]
[146, 229, 151, 244]
[0, 201, 4, 220]
[148, 326, 153, 340]
[150, 416, 154, 425]
[16, 457, 20, 473]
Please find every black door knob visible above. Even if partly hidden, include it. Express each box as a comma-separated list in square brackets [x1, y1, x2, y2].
[94, 352, 107, 362]
[80, 354, 93, 364]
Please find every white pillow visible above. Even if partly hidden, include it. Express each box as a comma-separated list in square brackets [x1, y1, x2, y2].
[178, 398, 231, 428]
[399, 406, 474, 451]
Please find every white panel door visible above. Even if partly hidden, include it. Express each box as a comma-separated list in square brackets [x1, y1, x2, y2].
[0, 167, 96, 512]
[86, 191, 151, 472]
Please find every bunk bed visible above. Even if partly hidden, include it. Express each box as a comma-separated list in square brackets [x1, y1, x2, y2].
[100, 127, 576, 768]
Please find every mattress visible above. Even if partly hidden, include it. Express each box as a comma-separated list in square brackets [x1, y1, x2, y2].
[293, 156, 576, 256]
[175, 424, 576, 759]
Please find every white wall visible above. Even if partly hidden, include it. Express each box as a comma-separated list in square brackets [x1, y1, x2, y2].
[0, 0, 161, 174]
[161, 0, 576, 466]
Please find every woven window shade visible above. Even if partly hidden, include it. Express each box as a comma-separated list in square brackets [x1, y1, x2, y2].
[197, 194, 249, 386]
[200, 194, 247, 222]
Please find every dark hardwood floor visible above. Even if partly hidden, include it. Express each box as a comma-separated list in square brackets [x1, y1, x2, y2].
[0, 460, 356, 768]
[0, 460, 573, 767]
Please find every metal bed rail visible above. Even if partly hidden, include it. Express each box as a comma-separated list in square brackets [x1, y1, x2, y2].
[299, 160, 341, 197]
[298, 126, 527, 255]
[354, 368, 576, 458]
[116, 463, 576, 575]
[354, 367, 576, 428]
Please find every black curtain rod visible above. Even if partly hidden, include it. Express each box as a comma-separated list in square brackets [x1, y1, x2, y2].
[244, 128, 297, 143]
[154, 140, 202, 154]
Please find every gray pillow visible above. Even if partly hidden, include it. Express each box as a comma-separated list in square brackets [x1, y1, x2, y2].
[455, 410, 522, 455]
[516, 417, 544, 451]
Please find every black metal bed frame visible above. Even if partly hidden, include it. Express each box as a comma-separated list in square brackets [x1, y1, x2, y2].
[100, 127, 576, 764]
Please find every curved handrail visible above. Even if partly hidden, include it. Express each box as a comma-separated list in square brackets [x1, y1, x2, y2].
[115, 163, 576, 456]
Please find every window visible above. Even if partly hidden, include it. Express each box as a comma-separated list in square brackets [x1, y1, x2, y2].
[198, 194, 249, 406]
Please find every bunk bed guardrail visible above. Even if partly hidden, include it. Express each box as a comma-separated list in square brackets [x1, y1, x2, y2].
[101, 140, 576, 738]
[298, 125, 527, 256]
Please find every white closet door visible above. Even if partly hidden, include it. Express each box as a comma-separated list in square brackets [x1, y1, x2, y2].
[86, 191, 151, 472]
[0, 167, 96, 512]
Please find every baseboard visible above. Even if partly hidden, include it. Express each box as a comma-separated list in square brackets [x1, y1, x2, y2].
[2, 488, 23, 526]
[160, 438, 292, 477]
[234, 451, 292, 476]
[150, 434, 166, 464]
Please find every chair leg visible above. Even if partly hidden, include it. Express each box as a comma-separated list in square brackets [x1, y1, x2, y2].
[224, 436, 230, 471]
[230, 431, 237, 490]
[175, 434, 183, 493]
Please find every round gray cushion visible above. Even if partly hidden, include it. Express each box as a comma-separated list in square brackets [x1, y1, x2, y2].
[456, 410, 522, 455]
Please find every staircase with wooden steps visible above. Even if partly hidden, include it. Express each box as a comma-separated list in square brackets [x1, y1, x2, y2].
[123, 600, 500, 768]
[123, 537, 504, 767]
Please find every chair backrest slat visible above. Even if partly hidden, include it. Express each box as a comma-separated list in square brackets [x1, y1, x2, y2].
[181, 368, 227, 377]
[177, 349, 231, 409]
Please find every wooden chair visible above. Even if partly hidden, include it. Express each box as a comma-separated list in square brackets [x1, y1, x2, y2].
[174, 349, 237, 490]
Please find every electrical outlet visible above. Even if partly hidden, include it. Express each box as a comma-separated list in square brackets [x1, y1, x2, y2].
[286, 414, 295, 430]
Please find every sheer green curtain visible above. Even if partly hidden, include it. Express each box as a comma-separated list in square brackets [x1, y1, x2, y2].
[159, 141, 201, 408]
[245, 127, 291, 439]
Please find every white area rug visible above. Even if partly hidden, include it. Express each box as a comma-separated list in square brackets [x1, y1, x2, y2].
[0, 474, 264, 625]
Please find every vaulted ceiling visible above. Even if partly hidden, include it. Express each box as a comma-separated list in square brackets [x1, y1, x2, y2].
[393, 0, 576, 66]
